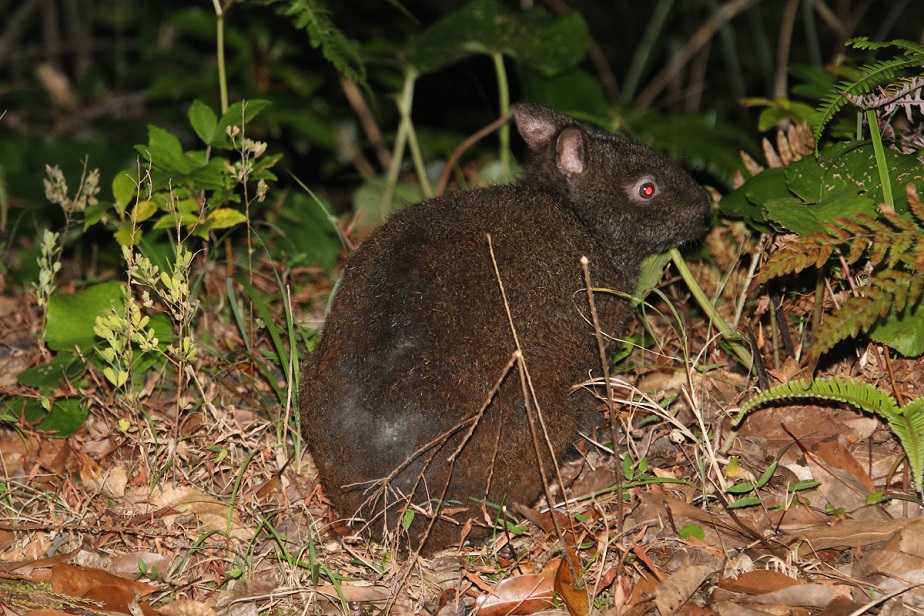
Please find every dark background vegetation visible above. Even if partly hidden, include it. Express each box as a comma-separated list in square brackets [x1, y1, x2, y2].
[2, 0, 921, 235]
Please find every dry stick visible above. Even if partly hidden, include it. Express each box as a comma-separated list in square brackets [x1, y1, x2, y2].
[339, 75, 392, 171]
[356, 351, 519, 532]
[486, 235, 582, 584]
[382, 352, 520, 613]
[435, 111, 512, 197]
[579, 256, 624, 536]
[773, 0, 800, 98]
[635, 0, 757, 108]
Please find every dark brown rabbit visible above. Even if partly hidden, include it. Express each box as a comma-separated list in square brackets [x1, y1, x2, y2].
[300, 103, 711, 552]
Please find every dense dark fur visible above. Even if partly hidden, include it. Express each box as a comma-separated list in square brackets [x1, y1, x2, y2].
[300, 103, 711, 551]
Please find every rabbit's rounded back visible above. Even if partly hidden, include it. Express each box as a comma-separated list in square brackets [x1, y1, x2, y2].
[299, 103, 711, 552]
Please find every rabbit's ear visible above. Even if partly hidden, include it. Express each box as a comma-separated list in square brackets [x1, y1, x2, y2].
[555, 127, 585, 178]
[513, 102, 571, 151]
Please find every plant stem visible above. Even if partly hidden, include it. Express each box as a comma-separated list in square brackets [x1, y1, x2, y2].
[670, 247, 753, 370]
[492, 52, 511, 181]
[381, 70, 415, 217]
[866, 108, 893, 207]
[211, 0, 228, 114]
[399, 68, 432, 199]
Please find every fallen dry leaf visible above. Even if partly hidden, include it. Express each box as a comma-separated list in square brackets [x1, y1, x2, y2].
[554, 548, 589, 616]
[139, 485, 254, 540]
[652, 565, 718, 616]
[475, 573, 556, 615]
[50, 562, 157, 598]
[717, 570, 800, 595]
[158, 598, 219, 616]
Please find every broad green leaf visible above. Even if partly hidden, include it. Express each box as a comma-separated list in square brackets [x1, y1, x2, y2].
[112, 169, 140, 215]
[786, 142, 924, 214]
[763, 192, 877, 236]
[678, 525, 705, 540]
[870, 302, 924, 357]
[634, 252, 671, 306]
[133, 200, 159, 224]
[189, 99, 218, 145]
[5, 397, 89, 437]
[17, 353, 86, 393]
[114, 224, 141, 246]
[520, 67, 610, 122]
[406, 0, 587, 76]
[214, 100, 272, 147]
[718, 166, 788, 233]
[187, 157, 232, 190]
[204, 208, 248, 230]
[45, 282, 126, 352]
[136, 125, 193, 174]
[728, 496, 762, 509]
[726, 482, 756, 494]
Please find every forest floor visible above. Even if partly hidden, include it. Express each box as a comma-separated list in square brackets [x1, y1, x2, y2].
[1, 219, 923, 616]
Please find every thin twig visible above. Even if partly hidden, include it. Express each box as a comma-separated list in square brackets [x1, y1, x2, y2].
[579, 256, 624, 535]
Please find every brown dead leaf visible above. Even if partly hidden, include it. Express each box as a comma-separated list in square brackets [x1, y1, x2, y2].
[652, 565, 718, 616]
[139, 485, 254, 539]
[785, 517, 912, 556]
[718, 570, 800, 595]
[83, 585, 159, 616]
[157, 599, 218, 616]
[814, 439, 876, 492]
[475, 573, 556, 615]
[23, 611, 74, 616]
[742, 581, 846, 609]
[555, 548, 589, 616]
[312, 584, 389, 603]
[50, 562, 157, 598]
[109, 552, 172, 578]
[79, 454, 128, 498]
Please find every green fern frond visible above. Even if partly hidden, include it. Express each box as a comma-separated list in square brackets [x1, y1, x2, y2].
[754, 234, 836, 285]
[735, 376, 899, 424]
[891, 398, 924, 492]
[256, 0, 366, 85]
[736, 375, 924, 493]
[812, 38, 924, 144]
[812, 270, 921, 358]
[848, 37, 924, 57]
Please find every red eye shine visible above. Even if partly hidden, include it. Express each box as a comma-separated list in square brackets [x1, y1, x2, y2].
[638, 181, 656, 199]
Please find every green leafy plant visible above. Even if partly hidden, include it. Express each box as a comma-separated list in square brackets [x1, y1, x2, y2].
[89, 99, 279, 246]
[721, 37, 924, 360]
[756, 184, 924, 358]
[813, 38, 924, 146]
[735, 376, 924, 495]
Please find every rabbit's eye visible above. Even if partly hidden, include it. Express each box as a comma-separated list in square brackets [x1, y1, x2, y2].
[638, 181, 657, 199]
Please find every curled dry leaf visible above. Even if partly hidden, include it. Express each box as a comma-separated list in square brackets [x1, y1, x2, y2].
[475, 572, 556, 616]
[109, 551, 172, 578]
[140, 485, 254, 540]
[79, 453, 128, 497]
[652, 565, 717, 616]
[554, 548, 588, 616]
[50, 562, 157, 598]
[158, 598, 219, 616]
[83, 585, 159, 616]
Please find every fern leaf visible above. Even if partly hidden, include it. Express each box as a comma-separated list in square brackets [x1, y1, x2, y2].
[735, 376, 899, 426]
[813, 50, 924, 143]
[755, 234, 838, 284]
[737, 375, 924, 494]
[812, 271, 917, 357]
[847, 37, 924, 57]
[908, 184, 924, 225]
[891, 398, 924, 492]
[256, 0, 366, 85]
